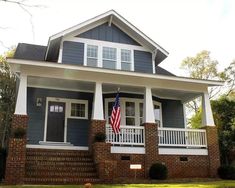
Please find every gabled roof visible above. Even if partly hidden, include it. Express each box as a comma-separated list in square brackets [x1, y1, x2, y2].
[45, 10, 169, 64]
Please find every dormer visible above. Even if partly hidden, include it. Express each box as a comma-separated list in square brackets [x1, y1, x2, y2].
[44, 10, 169, 74]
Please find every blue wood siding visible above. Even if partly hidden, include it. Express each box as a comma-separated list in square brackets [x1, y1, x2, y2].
[62, 41, 84, 65]
[104, 93, 184, 128]
[161, 99, 185, 128]
[27, 87, 93, 146]
[134, 50, 153, 73]
[77, 23, 140, 46]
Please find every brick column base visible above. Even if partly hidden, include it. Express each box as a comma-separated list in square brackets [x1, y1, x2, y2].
[5, 114, 28, 185]
[88, 119, 106, 152]
[143, 123, 158, 178]
[98, 160, 117, 183]
[204, 126, 220, 177]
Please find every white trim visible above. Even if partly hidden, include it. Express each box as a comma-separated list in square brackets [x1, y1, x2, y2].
[15, 73, 27, 115]
[43, 97, 88, 143]
[153, 101, 163, 127]
[65, 37, 149, 52]
[9, 59, 223, 87]
[111, 146, 145, 154]
[159, 148, 208, 155]
[202, 91, 215, 126]
[108, 15, 113, 27]
[183, 103, 187, 128]
[105, 97, 162, 126]
[80, 38, 135, 71]
[26, 144, 88, 151]
[49, 10, 168, 55]
[92, 82, 104, 120]
[144, 87, 155, 123]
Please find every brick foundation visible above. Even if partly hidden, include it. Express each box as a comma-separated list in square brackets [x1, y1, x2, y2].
[5, 114, 28, 184]
[204, 126, 220, 177]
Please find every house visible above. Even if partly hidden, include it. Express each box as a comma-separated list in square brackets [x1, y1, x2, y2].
[5, 10, 222, 184]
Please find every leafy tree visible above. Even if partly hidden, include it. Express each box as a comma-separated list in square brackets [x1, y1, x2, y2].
[0, 49, 16, 149]
[211, 94, 235, 165]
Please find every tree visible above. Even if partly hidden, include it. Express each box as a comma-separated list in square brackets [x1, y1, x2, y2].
[211, 94, 235, 165]
[0, 49, 16, 148]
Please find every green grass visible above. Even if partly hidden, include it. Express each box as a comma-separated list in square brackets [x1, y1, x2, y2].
[1, 181, 235, 188]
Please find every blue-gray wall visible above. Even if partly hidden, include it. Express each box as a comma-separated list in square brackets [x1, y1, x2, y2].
[62, 41, 84, 65]
[77, 22, 140, 46]
[134, 50, 152, 73]
[27, 87, 93, 146]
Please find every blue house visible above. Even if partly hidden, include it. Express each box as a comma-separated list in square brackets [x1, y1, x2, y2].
[5, 10, 222, 184]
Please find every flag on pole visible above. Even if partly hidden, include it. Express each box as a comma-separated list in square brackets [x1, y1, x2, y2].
[110, 90, 121, 134]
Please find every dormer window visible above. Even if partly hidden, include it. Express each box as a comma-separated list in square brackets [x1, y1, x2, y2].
[87, 45, 98, 67]
[102, 47, 117, 69]
[121, 49, 131, 71]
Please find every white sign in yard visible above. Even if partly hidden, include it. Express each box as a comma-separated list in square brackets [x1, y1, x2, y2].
[130, 164, 142, 169]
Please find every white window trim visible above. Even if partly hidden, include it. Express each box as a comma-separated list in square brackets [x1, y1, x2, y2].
[79, 38, 135, 71]
[43, 97, 88, 143]
[153, 101, 163, 127]
[86, 44, 98, 67]
[105, 97, 162, 127]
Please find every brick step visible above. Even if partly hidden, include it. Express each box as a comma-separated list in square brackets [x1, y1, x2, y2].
[24, 177, 101, 184]
[26, 160, 95, 167]
[26, 149, 91, 158]
[26, 166, 96, 172]
[26, 156, 93, 162]
[26, 171, 98, 178]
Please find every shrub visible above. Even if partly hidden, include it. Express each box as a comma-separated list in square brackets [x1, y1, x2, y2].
[149, 163, 168, 180]
[13, 127, 26, 139]
[94, 132, 106, 142]
[218, 165, 235, 179]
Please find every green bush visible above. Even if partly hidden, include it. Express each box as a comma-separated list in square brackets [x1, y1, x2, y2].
[13, 127, 26, 139]
[218, 165, 235, 179]
[149, 163, 168, 180]
[94, 132, 106, 142]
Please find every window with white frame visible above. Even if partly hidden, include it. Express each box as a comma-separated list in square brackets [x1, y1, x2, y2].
[125, 101, 135, 126]
[121, 49, 131, 71]
[87, 45, 98, 67]
[102, 47, 117, 69]
[153, 102, 162, 127]
[105, 98, 162, 127]
[70, 102, 88, 119]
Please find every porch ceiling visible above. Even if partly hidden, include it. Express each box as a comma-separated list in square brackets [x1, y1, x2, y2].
[28, 76, 201, 102]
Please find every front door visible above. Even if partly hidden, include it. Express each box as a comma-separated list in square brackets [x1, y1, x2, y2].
[46, 101, 65, 142]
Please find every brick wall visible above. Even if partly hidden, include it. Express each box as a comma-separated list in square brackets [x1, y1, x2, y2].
[158, 155, 209, 178]
[204, 126, 220, 177]
[88, 120, 106, 152]
[5, 114, 28, 184]
[144, 123, 158, 178]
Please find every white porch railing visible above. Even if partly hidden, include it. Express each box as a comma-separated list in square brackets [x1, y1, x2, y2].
[158, 127, 207, 148]
[106, 125, 145, 146]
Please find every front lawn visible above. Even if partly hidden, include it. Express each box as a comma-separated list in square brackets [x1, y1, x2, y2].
[1, 180, 235, 188]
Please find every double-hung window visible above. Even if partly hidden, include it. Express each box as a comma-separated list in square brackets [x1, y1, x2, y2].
[121, 49, 131, 71]
[87, 45, 98, 67]
[103, 47, 117, 69]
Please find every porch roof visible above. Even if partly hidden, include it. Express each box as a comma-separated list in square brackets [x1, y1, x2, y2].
[9, 58, 223, 102]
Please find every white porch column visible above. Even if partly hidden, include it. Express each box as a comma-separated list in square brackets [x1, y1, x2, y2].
[143, 87, 155, 123]
[202, 91, 215, 126]
[15, 73, 27, 115]
[92, 82, 104, 120]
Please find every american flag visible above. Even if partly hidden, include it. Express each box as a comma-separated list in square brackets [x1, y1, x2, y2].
[110, 91, 121, 134]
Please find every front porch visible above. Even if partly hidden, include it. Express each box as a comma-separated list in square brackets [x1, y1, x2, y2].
[5, 60, 221, 183]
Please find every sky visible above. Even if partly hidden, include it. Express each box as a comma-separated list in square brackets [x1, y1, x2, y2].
[0, 0, 234, 76]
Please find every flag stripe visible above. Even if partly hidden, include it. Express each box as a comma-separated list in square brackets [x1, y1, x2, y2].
[111, 92, 121, 134]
